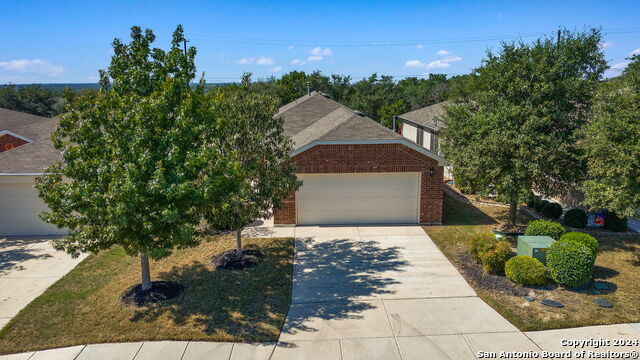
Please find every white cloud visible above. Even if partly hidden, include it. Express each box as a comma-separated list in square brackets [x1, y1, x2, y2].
[611, 61, 629, 70]
[269, 66, 283, 73]
[415, 44, 424, 49]
[405, 60, 426, 68]
[630, 48, 640, 56]
[443, 56, 462, 62]
[600, 41, 614, 50]
[291, 58, 306, 66]
[287, 45, 294, 50]
[310, 47, 333, 56]
[0, 59, 64, 76]
[437, 49, 451, 56]
[426, 60, 451, 69]
[237, 57, 254, 64]
[256, 56, 274, 65]
[307, 55, 323, 62]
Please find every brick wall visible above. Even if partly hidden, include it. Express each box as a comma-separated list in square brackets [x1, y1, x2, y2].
[274, 143, 443, 225]
[0, 134, 28, 153]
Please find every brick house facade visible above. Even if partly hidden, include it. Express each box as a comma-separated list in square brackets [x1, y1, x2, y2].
[274, 143, 444, 225]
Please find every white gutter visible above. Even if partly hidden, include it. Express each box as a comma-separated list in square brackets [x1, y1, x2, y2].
[0, 130, 34, 143]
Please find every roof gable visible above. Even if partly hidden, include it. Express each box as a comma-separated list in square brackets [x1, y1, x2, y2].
[398, 101, 449, 130]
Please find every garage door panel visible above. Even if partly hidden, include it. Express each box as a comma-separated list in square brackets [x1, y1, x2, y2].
[297, 173, 419, 225]
[0, 179, 67, 236]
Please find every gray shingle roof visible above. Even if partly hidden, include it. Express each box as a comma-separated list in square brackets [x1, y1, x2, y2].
[277, 91, 404, 150]
[398, 101, 449, 131]
[0, 108, 60, 173]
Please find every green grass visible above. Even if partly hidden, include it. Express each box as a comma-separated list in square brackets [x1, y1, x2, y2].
[424, 194, 640, 331]
[0, 234, 294, 355]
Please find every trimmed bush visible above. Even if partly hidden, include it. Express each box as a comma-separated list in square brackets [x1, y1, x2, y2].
[534, 199, 549, 213]
[505, 256, 547, 286]
[564, 208, 587, 228]
[604, 211, 627, 232]
[542, 202, 563, 219]
[467, 233, 497, 262]
[479, 240, 512, 274]
[560, 232, 598, 257]
[546, 241, 595, 288]
[525, 193, 538, 208]
[524, 220, 566, 240]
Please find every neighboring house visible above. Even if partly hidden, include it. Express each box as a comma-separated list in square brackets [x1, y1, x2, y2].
[396, 102, 453, 180]
[0, 108, 65, 236]
[273, 91, 446, 226]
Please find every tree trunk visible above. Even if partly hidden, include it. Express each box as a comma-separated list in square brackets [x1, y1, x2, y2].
[140, 253, 152, 291]
[236, 229, 243, 255]
[509, 200, 518, 226]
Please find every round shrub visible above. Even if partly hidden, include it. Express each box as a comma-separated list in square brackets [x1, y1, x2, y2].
[604, 211, 627, 232]
[479, 240, 512, 274]
[467, 232, 497, 262]
[534, 199, 549, 213]
[546, 241, 595, 288]
[542, 202, 563, 219]
[564, 208, 587, 228]
[505, 256, 547, 286]
[525, 193, 538, 208]
[524, 220, 566, 240]
[560, 232, 598, 257]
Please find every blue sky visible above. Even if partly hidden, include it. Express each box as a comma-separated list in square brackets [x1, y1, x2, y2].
[1, 0, 639, 84]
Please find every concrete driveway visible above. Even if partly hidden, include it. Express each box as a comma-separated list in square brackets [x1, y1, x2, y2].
[0, 237, 86, 329]
[273, 225, 537, 359]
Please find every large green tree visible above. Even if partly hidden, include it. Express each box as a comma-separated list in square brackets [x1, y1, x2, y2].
[581, 55, 640, 218]
[204, 74, 300, 253]
[36, 26, 241, 291]
[441, 29, 607, 224]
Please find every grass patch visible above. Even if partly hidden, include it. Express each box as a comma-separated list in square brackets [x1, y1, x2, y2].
[0, 234, 294, 355]
[424, 194, 640, 331]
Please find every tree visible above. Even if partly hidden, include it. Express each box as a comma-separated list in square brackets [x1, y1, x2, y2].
[35, 25, 241, 291]
[441, 29, 607, 225]
[377, 99, 407, 128]
[347, 74, 397, 121]
[0, 84, 57, 117]
[581, 54, 640, 218]
[204, 74, 300, 254]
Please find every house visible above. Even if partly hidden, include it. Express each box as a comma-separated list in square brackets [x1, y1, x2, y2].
[395, 101, 448, 154]
[0, 108, 65, 236]
[396, 102, 453, 180]
[273, 91, 445, 226]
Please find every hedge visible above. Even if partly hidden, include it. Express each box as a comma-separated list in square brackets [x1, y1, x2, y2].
[505, 256, 547, 286]
[560, 232, 598, 257]
[524, 220, 566, 240]
[564, 208, 587, 228]
[547, 241, 595, 288]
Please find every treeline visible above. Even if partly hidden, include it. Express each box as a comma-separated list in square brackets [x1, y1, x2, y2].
[0, 84, 60, 117]
[223, 71, 463, 127]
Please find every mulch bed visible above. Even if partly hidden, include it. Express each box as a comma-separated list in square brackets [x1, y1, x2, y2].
[457, 252, 530, 297]
[212, 249, 264, 270]
[121, 281, 184, 306]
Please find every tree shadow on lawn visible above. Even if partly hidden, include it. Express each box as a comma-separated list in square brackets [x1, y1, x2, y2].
[280, 236, 409, 336]
[128, 240, 294, 342]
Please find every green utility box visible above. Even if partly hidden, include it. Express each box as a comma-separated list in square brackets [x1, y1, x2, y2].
[517, 236, 556, 265]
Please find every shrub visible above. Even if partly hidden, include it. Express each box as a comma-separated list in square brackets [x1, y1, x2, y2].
[524, 220, 566, 240]
[526, 193, 539, 208]
[546, 241, 595, 288]
[479, 240, 512, 274]
[505, 256, 547, 286]
[564, 208, 587, 228]
[534, 199, 549, 213]
[604, 211, 627, 232]
[467, 232, 497, 262]
[542, 202, 563, 219]
[560, 232, 598, 257]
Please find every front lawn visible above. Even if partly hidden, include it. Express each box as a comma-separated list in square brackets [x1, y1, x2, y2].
[0, 234, 294, 355]
[424, 194, 640, 331]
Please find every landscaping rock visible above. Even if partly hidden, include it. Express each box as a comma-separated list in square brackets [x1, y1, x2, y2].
[525, 296, 536, 302]
[212, 249, 264, 270]
[121, 281, 184, 306]
[540, 299, 564, 308]
[595, 298, 614, 308]
[594, 281, 610, 290]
